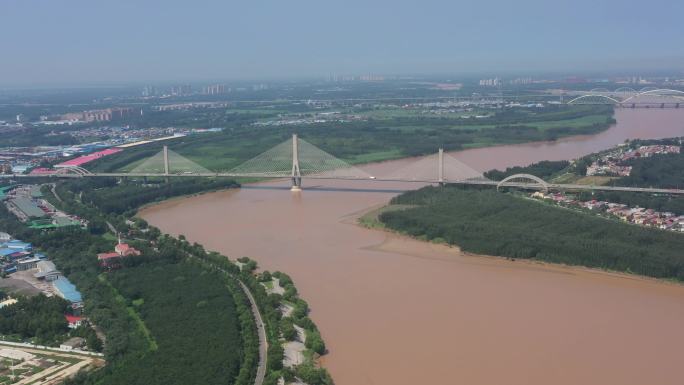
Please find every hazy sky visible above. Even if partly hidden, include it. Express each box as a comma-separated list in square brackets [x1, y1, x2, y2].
[1, 0, 683, 85]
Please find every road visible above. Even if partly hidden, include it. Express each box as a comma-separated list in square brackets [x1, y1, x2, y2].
[238, 280, 268, 385]
[49, 183, 62, 203]
[191, 254, 268, 385]
[6, 172, 684, 195]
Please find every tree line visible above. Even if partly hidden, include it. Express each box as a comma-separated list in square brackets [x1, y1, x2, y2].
[381, 186, 684, 281]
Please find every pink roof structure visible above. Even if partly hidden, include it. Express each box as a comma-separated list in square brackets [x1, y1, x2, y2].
[56, 148, 123, 167]
[97, 252, 120, 261]
[65, 314, 83, 324]
[29, 168, 60, 175]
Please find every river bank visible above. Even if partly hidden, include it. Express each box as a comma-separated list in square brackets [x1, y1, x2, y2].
[139, 109, 684, 385]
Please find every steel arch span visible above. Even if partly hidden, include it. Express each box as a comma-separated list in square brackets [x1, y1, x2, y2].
[497, 174, 549, 192]
[639, 86, 660, 93]
[567, 94, 620, 105]
[623, 88, 684, 101]
[614, 87, 637, 94]
[54, 166, 94, 177]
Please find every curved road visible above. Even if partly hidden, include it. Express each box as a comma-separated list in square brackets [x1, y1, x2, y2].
[184, 252, 268, 385]
[238, 279, 268, 385]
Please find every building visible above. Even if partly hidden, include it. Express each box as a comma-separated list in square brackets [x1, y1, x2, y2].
[142, 85, 158, 97]
[97, 252, 121, 269]
[98, 238, 141, 269]
[202, 84, 226, 95]
[34, 260, 60, 281]
[0, 238, 35, 274]
[53, 277, 83, 304]
[11, 164, 30, 174]
[9, 197, 46, 219]
[16, 257, 40, 271]
[479, 77, 501, 87]
[2, 240, 32, 251]
[0, 232, 10, 242]
[65, 315, 84, 329]
[6, 251, 31, 261]
[60, 108, 137, 123]
[115, 242, 141, 257]
[60, 337, 85, 351]
[170, 85, 192, 96]
[4, 241, 31, 250]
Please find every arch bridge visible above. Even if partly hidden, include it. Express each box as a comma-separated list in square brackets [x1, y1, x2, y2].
[496, 174, 549, 193]
[566, 88, 684, 107]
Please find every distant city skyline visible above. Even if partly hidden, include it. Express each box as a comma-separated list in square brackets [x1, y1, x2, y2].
[1, 0, 683, 86]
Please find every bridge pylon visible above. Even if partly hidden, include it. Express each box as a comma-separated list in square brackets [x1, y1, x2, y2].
[163, 145, 170, 176]
[438, 148, 445, 186]
[291, 134, 302, 191]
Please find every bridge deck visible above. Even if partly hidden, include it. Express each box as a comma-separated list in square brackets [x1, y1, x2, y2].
[2, 173, 682, 195]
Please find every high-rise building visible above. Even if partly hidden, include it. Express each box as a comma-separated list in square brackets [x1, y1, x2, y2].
[202, 84, 226, 95]
[142, 85, 158, 97]
[170, 85, 192, 96]
[61, 107, 137, 122]
[478, 78, 501, 87]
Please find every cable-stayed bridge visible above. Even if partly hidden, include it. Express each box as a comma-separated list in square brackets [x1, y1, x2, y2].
[3, 134, 683, 195]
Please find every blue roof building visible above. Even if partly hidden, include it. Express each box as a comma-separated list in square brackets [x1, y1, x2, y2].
[53, 277, 83, 303]
[3, 241, 32, 251]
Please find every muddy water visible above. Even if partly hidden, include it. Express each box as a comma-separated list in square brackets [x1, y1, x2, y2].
[449, 108, 684, 171]
[140, 109, 684, 385]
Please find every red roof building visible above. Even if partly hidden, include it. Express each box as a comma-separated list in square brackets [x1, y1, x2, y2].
[65, 314, 84, 328]
[97, 252, 121, 269]
[97, 237, 141, 270]
[115, 243, 141, 257]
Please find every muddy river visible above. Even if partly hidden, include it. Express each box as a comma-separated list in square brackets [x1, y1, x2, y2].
[141, 109, 684, 385]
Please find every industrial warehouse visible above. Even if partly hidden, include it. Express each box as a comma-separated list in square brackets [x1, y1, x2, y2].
[1, 184, 84, 230]
[0, 235, 83, 308]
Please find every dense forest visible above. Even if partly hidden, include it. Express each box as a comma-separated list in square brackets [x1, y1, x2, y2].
[94, 261, 247, 385]
[380, 186, 684, 280]
[614, 152, 684, 189]
[484, 160, 570, 181]
[55, 177, 239, 215]
[0, 295, 70, 345]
